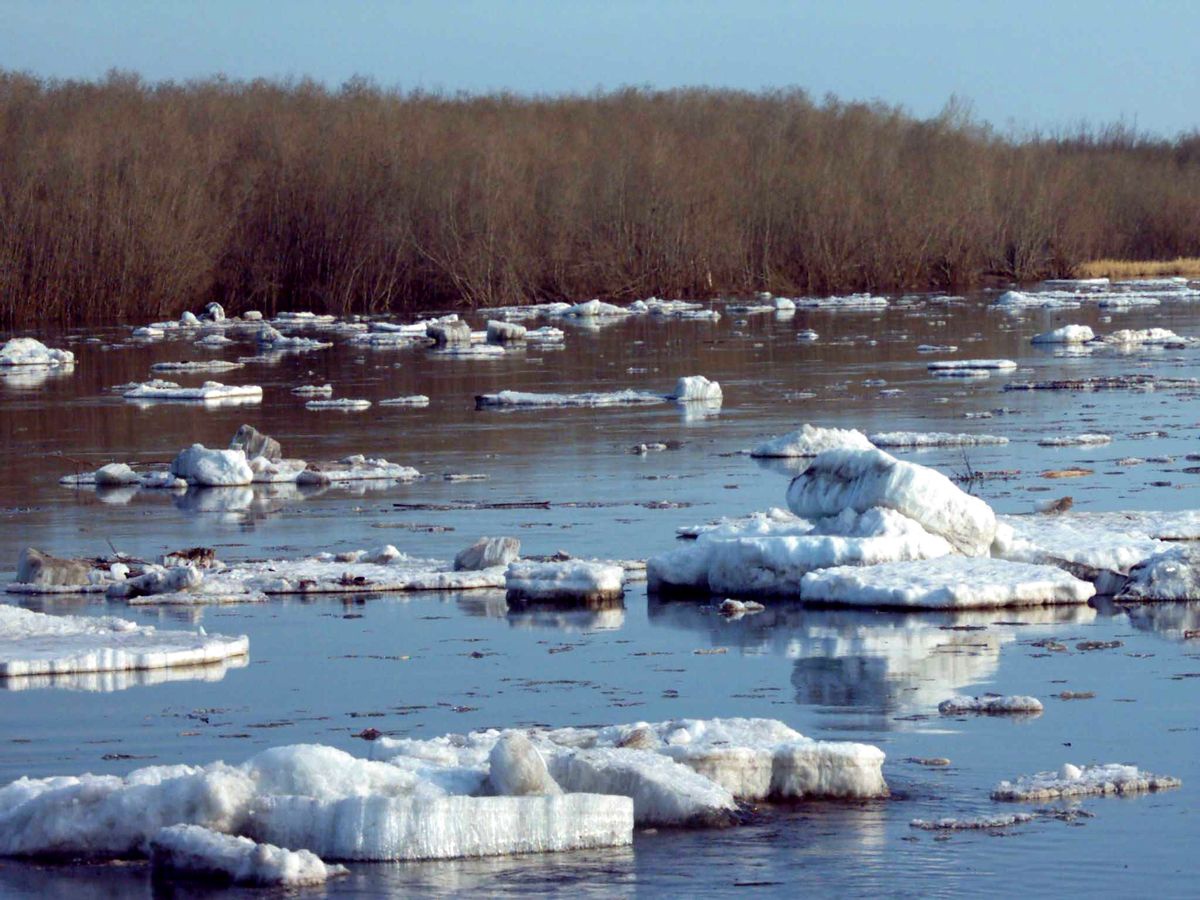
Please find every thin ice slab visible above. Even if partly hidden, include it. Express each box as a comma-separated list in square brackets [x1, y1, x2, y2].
[991, 763, 1181, 801]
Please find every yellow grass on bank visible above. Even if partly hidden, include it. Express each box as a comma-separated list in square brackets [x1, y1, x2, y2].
[1077, 258, 1200, 279]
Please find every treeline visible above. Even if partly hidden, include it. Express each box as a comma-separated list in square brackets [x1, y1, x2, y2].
[3, 71, 1200, 325]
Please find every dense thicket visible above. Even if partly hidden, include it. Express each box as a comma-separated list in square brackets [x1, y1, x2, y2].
[3, 72, 1200, 324]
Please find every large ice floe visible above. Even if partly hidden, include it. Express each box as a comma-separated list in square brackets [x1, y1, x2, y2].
[990, 763, 1181, 801]
[0, 337, 75, 369]
[649, 438, 1118, 607]
[0, 718, 885, 864]
[0, 605, 248, 680]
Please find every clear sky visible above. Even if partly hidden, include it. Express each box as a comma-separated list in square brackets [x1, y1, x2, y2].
[3, 0, 1198, 136]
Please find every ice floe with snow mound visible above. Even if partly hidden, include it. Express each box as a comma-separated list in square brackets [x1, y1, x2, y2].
[0, 605, 248, 680]
[122, 380, 262, 403]
[749, 424, 874, 458]
[937, 695, 1044, 715]
[0, 337, 75, 368]
[648, 508, 954, 597]
[991, 763, 1181, 801]
[1036, 433, 1111, 447]
[868, 431, 1009, 448]
[149, 824, 348, 887]
[800, 557, 1095, 609]
[786, 448, 997, 556]
[506, 561, 625, 604]
[1031, 324, 1095, 344]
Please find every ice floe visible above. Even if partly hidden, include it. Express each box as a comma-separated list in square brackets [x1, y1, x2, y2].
[785, 448, 997, 556]
[170, 445, 254, 487]
[927, 359, 1017, 373]
[506, 561, 625, 604]
[1036, 434, 1112, 447]
[910, 814, 1034, 830]
[477, 389, 665, 409]
[1117, 545, 1200, 601]
[150, 359, 244, 373]
[991, 763, 1181, 801]
[0, 337, 75, 368]
[291, 383, 333, 396]
[122, 380, 262, 403]
[380, 395, 430, 406]
[868, 432, 1009, 448]
[0, 605, 248, 679]
[937, 695, 1044, 715]
[800, 557, 1095, 609]
[305, 398, 372, 411]
[149, 824, 348, 886]
[749, 424, 874, 458]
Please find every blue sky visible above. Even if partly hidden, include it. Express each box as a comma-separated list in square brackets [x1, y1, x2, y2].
[3, 0, 1198, 136]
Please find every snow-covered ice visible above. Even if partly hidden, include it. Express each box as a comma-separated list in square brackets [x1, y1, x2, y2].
[670, 375, 723, 402]
[910, 814, 1034, 830]
[749, 424, 874, 458]
[149, 825, 347, 886]
[0, 605, 248, 679]
[122, 380, 262, 403]
[927, 359, 1017, 372]
[937, 695, 1044, 715]
[0, 338, 74, 368]
[786, 448, 997, 556]
[991, 763, 1182, 801]
[380, 395, 430, 406]
[476, 390, 665, 409]
[868, 432, 1009, 448]
[150, 359, 243, 373]
[506, 561, 625, 604]
[170, 445, 254, 487]
[305, 398, 371, 411]
[1037, 434, 1112, 447]
[799, 557, 1095, 609]
[1031, 325, 1095, 344]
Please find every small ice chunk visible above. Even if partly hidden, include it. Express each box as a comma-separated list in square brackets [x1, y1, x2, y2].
[750, 424, 874, 458]
[506, 561, 624, 604]
[487, 320, 527, 343]
[94, 463, 141, 486]
[305, 398, 371, 410]
[427, 320, 473, 345]
[992, 763, 1181, 801]
[379, 395, 430, 406]
[1037, 434, 1112, 447]
[910, 813, 1034, 830]
[292, 383, 333, 396]
[149, 824, 347, 886]
[937, 695, 1044, 715]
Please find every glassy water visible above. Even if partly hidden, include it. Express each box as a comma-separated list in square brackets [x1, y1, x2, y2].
[1, 292, 1198, 896]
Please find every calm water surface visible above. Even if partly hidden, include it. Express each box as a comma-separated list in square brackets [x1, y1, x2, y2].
[1, 293, 1198, 896]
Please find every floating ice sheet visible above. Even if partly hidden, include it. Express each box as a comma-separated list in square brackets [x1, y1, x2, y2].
[991, 763, 1182, 801]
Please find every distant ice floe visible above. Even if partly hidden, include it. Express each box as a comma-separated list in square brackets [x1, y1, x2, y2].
[256, 324, 332, 351]
[910, 814, 1035, 831]
[305, 398, 372, 411]
[291, 383, 333, 396]
[927, 359, 1017, 376]
[800, 557, 1094, 609]
[1036, 434, 1112, 447]
[379, 395, 430, 407]
[121, 380, 262, 404]
[868, 432, 1009, 449]
[937, 695, 1043, 715]
[991, 763, 1181, 801]
[1101, 327, 1189, 346]
[0, 717, 885, 863]
[477, 376, 721, 410]
[789, 294, 888, 310]
[506, 561, 625, 604]
[0, 605, 248, 680]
